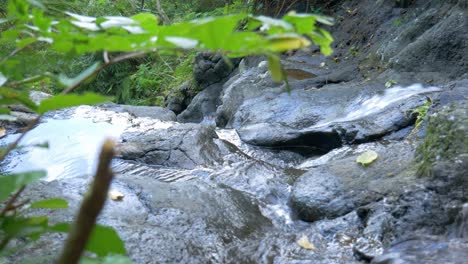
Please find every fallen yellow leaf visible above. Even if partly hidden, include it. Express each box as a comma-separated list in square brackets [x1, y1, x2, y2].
[356, 150, 379, 166]
[109, 190, 124, 201]
[297, 235, 316, 250]
[0, 127, 6, 138]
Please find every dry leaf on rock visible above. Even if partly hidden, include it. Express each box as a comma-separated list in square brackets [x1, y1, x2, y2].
[0, 127, 6, 138]
[356, 150, 379, 166]
[297, 235, 316, 250]
[109, 190, 124, 201]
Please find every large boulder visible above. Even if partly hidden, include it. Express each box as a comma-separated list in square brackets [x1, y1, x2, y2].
[291, 140, 418, 222]
[193, 51, 239, 89]
[118, 123, 226, 169]
[177, 82, 223, 124]
[236, 83, 440, 152]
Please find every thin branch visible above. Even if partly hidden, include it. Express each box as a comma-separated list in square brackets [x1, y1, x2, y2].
[0, 116, 41, 162]
[103, 51, 110, 64]
[0, 186, 26, 217]
[56, 139, 116, 264]
[0, 46, 28, 65]
[6, 74, 51, 87]
[0, 236, 12, 252]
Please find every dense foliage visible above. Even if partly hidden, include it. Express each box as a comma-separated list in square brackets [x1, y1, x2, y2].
[0, 0, 333, 262]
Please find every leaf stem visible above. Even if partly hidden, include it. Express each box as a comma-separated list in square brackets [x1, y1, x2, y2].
[0, 186, 26, 217]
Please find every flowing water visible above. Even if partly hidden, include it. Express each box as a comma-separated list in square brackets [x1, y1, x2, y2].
[1, 84, 464, 263]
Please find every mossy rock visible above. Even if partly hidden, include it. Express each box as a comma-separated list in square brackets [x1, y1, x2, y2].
[416, 101, 468, 176]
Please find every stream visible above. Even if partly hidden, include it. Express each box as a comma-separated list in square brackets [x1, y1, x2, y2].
[1, 84, 467, 263]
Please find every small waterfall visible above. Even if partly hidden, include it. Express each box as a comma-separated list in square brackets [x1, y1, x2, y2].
[314, 84, 440, 127]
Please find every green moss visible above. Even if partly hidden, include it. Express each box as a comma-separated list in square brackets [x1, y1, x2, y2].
[416, 103, 468, 176]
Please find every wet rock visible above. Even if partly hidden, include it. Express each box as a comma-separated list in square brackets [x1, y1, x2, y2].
[177, 82, 223, 124]
[353, 237, 384, 262]
[372, 236, 468, 264]
[107, 104, 176, 121]
[236, 84, 439, 152]
[291, 141, 417, 222]
[215, 61, 284, 127]
[437, 79, 468, 106]
[193, 51, 239, 89]
[118, 123, 226, 169]
[415, 101, 468, 183]
[387, 7, 468, 79]
[7, 170, 273, 264]
[165, 80, 197, 115]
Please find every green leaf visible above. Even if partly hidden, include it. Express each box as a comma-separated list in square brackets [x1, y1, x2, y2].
[385, 80, 398, 88]
[85, 225, 126, 257]
[49, 222, 70, 233]
[36, 93, 111, 114]
[1, 216, 49, 239]
[0, 171, 47, 203]
[31, 198, 68, 209]
[58, 62, 102, 88]
[26, 0, 46, 10]
[356, 150, 379, 166]
[8, 0, 31, 20]
[131, 13, 159, 32]
[267, 55, 285, 83]
[80, 255, 133, 264]
[0, 87, 38, 111]
[0, 108, 11, 114]
[49, 223, 126, 257]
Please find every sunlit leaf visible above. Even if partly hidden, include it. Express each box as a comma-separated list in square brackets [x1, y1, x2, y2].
[131, 13, 159, 32]
[267, 34, 311, 52]
[356, 150, 379, 166]
[0, 171, 47, 203]
[37, 93, 111, 114]
[31, 198, 68, 209]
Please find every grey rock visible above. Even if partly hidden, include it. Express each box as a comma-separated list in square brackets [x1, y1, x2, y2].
[109, 104, 176, 121]
[372, 237, 468, 264]
[118, 123, 225, 169]
[215, 61, 284, 127]
[193, 51, 239, 89]
[177, 82, 223, 123]
[291, 141, 417, 222]
[236, 83, 440, 152]
[165, 80, 197, 115]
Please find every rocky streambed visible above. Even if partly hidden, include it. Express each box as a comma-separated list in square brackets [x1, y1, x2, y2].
[1, 0, 468, 263]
